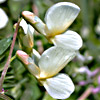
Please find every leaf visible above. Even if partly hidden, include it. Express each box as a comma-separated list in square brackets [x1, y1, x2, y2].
[0, 37, 12, 56]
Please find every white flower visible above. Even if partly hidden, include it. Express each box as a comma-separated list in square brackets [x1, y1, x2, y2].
[22, 2, 82, 51]
[16, 46, 76, 99]
[44, 2, 82, 50]
[0, 8, 8, 29]
[19, 2, 83, 99]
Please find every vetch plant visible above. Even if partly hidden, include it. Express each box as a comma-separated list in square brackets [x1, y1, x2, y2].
[16, 46, 76, 99]
[22, 2, 82, 51]
[0, 2, 83, 100]
[15, 2, 83, 99]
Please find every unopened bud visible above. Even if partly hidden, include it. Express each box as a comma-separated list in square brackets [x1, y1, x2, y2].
[22, 24, 34, 48]
[22, 11, 46, 35]
[16, 50, 40, 77]
[18, 19, 34, 54]
[16, 50, 29, 65]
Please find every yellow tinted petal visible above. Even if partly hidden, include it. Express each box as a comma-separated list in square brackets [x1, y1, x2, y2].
[45, 2, 80, 37]
[53, 30, 83, 50]
[38, 46, 76, 79]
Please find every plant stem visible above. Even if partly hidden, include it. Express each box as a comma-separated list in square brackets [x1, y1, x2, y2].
[77, 86, 93, 100]
[0, 19, 21, 92]
[10, 55, 16, 63]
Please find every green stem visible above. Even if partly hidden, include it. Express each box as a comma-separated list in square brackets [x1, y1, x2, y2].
[10, 55, 16, 63]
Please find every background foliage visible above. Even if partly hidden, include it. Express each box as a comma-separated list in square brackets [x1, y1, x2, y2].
[0, 0, 100, 100]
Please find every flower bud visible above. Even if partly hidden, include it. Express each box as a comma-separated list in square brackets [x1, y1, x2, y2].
[16, 50, 29, 65]
[22, 11, 46, 35]
[18, 19, 34, 54]
[16, 50, 40, 77]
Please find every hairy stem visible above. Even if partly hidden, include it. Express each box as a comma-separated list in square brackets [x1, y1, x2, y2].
[0, 19, 21, 92]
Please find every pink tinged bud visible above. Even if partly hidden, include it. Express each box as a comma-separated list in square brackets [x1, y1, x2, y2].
[22, 11, 36, 24]
[16, 50, 29, 65]
[22, 11, 46, 35]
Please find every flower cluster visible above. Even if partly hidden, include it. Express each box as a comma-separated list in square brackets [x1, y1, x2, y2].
[16, 2, 83, 99]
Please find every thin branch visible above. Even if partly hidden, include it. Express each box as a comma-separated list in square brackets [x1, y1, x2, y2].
[77, 86, 93, 100]
[0, 19, 21, 92]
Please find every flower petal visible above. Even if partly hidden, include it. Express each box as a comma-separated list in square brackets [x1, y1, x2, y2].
[41, 73, 75, 99]
[27, 24, 34, 35]
[52, 30, 83, 50]
[27, 62, 40, 78]
[22, 24, 34, 48]
[31, 49, 41, 66]
[45, 2, 80, 37]
[32, 49, 41, 60]
[20, 19, 28, 34]
[0, 8, 8, 29]
[38, 46, 76, 79]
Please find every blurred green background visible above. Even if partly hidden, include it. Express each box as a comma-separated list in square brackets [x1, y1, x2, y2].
[0, 0, 100, 100]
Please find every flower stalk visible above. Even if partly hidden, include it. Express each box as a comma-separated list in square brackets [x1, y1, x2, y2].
[0, 19, 21, 92]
